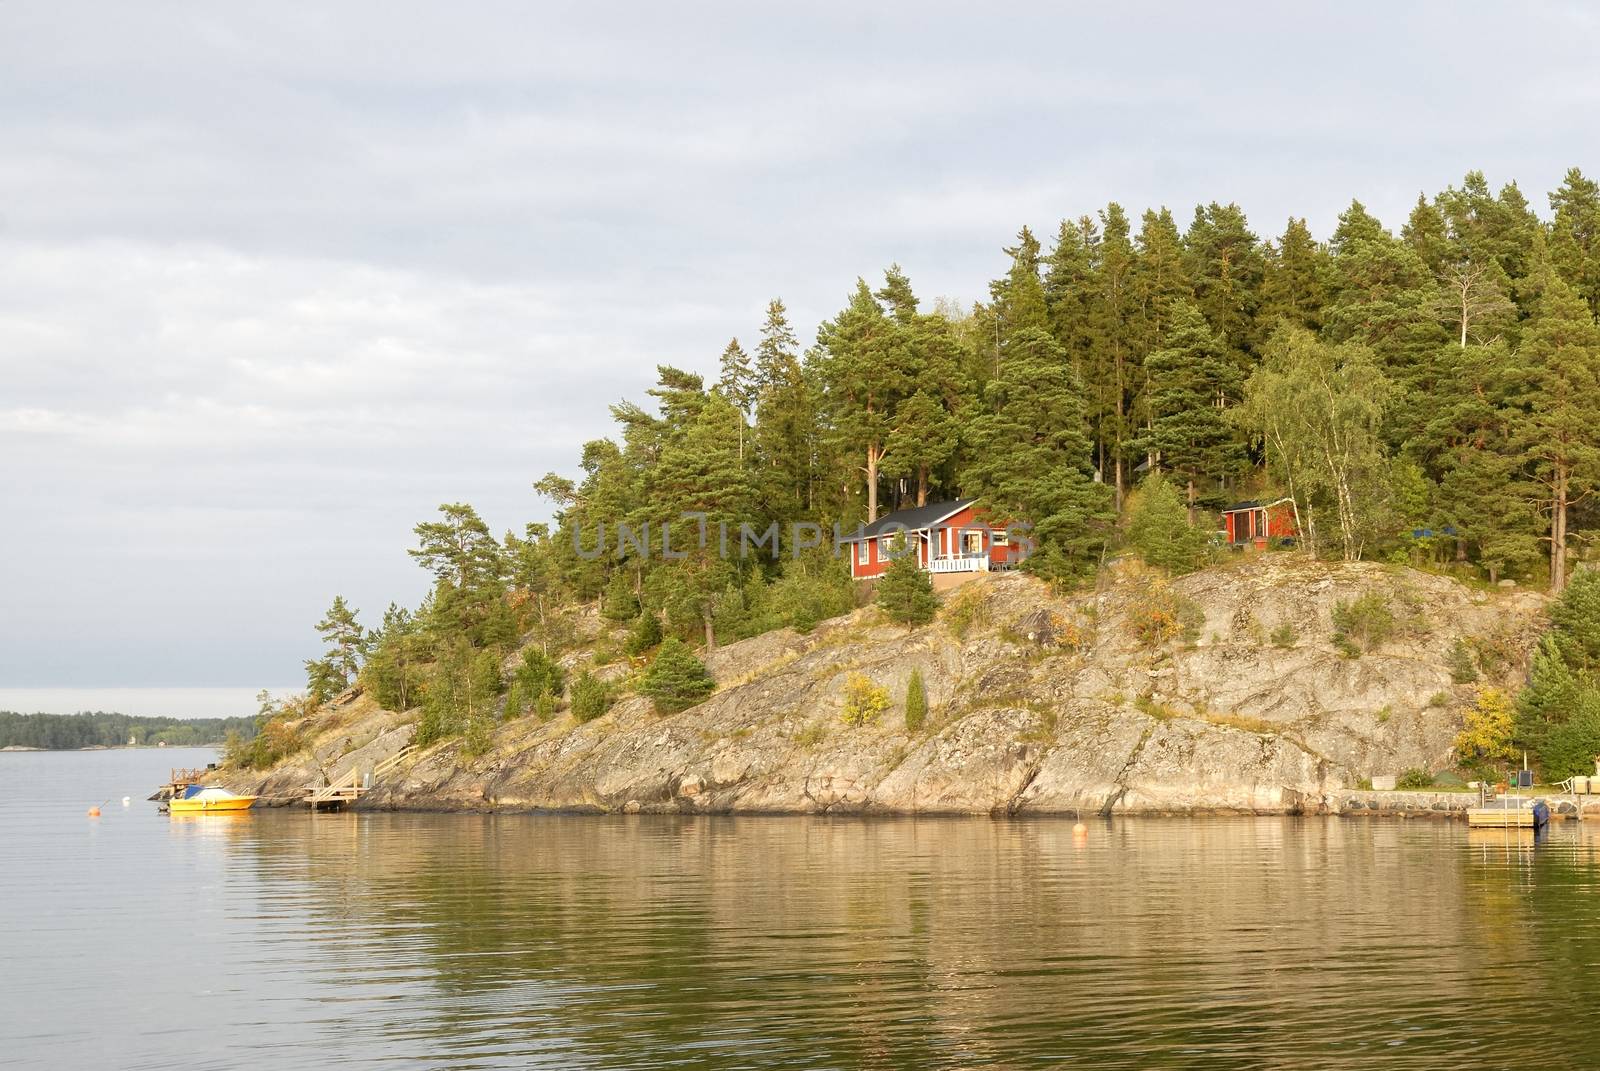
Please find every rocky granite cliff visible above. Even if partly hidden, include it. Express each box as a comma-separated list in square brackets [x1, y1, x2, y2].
[224, 557, 1548, 816]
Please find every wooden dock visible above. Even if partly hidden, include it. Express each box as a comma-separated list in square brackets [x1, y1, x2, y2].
[149, 766, 211, 801]
[303, 745, 415, 811]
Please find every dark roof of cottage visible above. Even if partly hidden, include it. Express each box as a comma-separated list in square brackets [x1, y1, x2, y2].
[839, 498, 978, 542]
[1223, 498, 1292, 512]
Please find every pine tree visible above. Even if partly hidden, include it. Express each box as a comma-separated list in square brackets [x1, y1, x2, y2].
[313, 595, 367, 687]
[963, 327, 1113, 578]
[886, 390, 959, 508]
[904, 668, 928, 731]
[817, 279, 913, 521]
[752, 298, 814, 520]
[875, 539, 938, 626]
[1514, 261, 1600, 592]
[601, 571, 639, 621]
[1138, 299, 1244, 518]
[410, 503, 510, 641]
[569, 670, 612, 722]
[754, 298, 801, 392]
[1129, 474, 1210, 575]
[651, 390, 755, 647]
[1550, 167, 1600, 317]
[1087, 203, 1140, 504]
[992, 226, 1050, 347]
[717, 337, 756, 460]
[1044, 215, 1100, 371]
[624, 611, 663, 656]
[1421, 341, 1540, 581]
[876, 263, 920, 323]
[1260, 217, 1326, 331]
[1184, 202, 1265, 364]
[638, 637, 716, 714]
[1323, 201, 1446, 447]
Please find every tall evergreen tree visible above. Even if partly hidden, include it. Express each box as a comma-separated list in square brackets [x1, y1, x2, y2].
[751, 299, 813, 520]
[1184, 202, 1265, 365]
[1260, 217, 1326, 331]
[1089, 203, 1140, 505]
[1514, 259, 1600, 592]
[1323, 200, 1446, 446]
[1138, 300, 1245, 519]
[962, 327, 1112, 578]
[1550, 167, 1600, 317]
[817, 279, 913, 521]
[717, 337, 756, 460]
[313, 595, 367, 687]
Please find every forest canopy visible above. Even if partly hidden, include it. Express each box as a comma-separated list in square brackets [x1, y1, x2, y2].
[275, 167, 1600, 766]
[0, 711, 256, 750]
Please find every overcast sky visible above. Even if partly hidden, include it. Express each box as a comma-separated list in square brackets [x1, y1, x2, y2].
[3, 2, 1598, 714]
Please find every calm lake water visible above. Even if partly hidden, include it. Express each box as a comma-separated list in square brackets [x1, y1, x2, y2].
[4, 748, 1600, 1069]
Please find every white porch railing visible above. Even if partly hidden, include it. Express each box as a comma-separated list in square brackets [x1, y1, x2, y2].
[928, 553, 989, 574]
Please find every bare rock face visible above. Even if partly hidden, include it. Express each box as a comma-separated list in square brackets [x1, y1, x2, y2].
[232, 558, 1546, 816]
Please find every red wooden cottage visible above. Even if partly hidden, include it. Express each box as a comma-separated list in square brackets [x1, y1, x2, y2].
[1221, 498, 1297, 547]
[841, 499, 1023, 582]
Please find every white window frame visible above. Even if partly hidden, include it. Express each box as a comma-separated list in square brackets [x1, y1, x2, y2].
[856, 541, 869, 566]
[963, 530, 985, 555]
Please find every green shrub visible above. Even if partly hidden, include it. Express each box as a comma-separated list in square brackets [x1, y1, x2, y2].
[904, 669, 928, 731]
[942, 583, 991, 640]
[1270, 623, 1297, 648]
[570, 671, 612, 723]
[876, 538, 938, 627]
[415, 643, 503, 747]
[1128, 578, 1204, 648]
[1396, 768, 1435, 790]
[841, 673, 890, 726]
[1447, 638, 1479, 683]
[1331, 592, 1394, 655]
[638, 638, 716, 714]
[767, 553, 854, 633]
[1127, 473, 1210, 575]
[460, 715, 494, 758]
[229, 693, 312, 770]
[625, 612, 664, 656]
[601, 571, 639, 621]
[510, 648, 565, 716]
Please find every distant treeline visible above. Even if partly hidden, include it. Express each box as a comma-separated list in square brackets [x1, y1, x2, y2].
[0, 710, 258, 750]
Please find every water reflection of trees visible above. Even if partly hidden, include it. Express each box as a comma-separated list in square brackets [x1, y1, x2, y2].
[222, 814, 1600, 1068]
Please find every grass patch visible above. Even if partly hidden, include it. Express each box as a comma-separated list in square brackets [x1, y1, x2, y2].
[1203, 711, 1279, 735]
[791, 722, 827, 748]
[1134, 692, 1179, 721]
[1331, 592, 1395, 656]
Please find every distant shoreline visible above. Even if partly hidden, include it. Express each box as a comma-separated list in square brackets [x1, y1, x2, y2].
[1, 743, 224, 752]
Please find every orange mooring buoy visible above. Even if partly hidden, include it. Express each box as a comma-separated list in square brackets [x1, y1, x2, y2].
[1072, 822, 1087, 835]
[87, 806, 101, 817]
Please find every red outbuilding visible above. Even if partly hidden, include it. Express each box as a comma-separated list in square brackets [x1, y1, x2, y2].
[1221, 498, 1297, 547]
[841, 499, 1023, 584]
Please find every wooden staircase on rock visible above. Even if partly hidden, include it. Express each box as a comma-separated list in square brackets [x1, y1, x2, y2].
[303, 744, 416, 811]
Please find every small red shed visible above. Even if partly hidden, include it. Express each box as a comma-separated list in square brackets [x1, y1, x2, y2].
[1221, 498, 1297, 547]
[841, 499, 1023, 580]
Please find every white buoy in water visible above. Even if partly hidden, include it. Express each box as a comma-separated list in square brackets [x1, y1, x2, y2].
[122, 796, 131, 807]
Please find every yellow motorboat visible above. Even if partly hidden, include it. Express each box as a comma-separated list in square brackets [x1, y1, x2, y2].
[166, 786, 258, 814]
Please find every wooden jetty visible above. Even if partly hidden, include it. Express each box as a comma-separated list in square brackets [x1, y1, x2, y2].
[303, 745, 415, 811]
[148, 766, 212, 801]
[1466, 793, 1549, 828]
